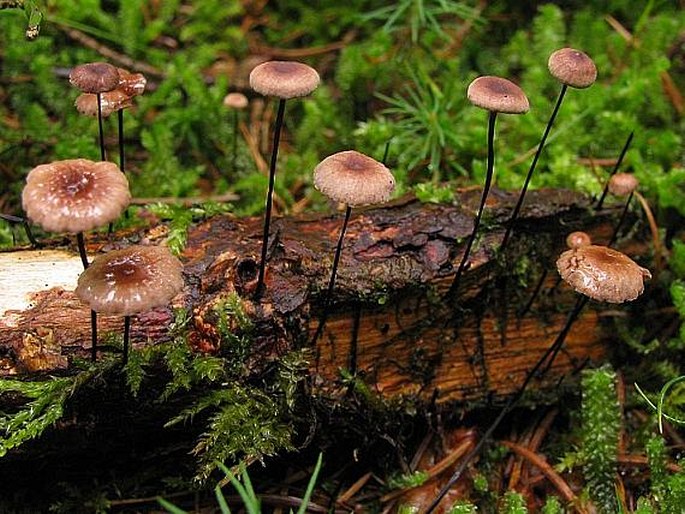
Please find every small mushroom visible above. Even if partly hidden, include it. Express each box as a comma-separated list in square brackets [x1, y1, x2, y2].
[69, 62, 121, 161]
[556, 245, 651, 303]
[608, 172, 639, 197]
[249, 60, 320, 298]
[75, 245, 184, 363]
[566, 231, 592, 249]
[449, 76, 529, 295]
[223, 92, 249, 177]
[501, 48, 598, 251]
[311, 150, 395, 344]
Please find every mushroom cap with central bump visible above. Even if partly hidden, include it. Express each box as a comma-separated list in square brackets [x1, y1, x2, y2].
[467, 76, 530, 114]
[548, 48, 597, 89]
[313, 150, 396, 207]
[75, 245, 184, 316]
[69, 62, 120, 94]
[608, 172, 639, 197]
[249, 61, 320, 99]
[556, 245, 651, 303]
[223, 92, 249, 109]
[22, 159, 131, 234]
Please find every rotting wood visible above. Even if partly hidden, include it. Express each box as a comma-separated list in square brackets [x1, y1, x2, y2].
[0, 188, 650, 404]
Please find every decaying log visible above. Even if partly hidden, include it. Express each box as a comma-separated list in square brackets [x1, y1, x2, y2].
[0, 188, 650, 405]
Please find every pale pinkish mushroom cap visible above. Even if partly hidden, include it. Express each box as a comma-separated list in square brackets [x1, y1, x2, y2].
[313, 150, 395, 207]
[548, 48, 597, 89]
[22, 159, 131, 234]
[566, 231, 592, 249]
[75, 90, 133, 118]
[249, 61, 320, 99]
[608, 172, 639, 197]
[75, 245, 184, 316]
[223, 92, 249, 109]
[69, 62, 120, 94]
[467, 76, 530, 114]
[556, 244, 651, 303]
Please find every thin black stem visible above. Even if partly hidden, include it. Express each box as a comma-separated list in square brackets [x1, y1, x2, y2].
[311, 205, 352, 346]
[76, 232, 89, 269]
[608, 192, 634, 247]
[255, 98, 287, 299]
[449, 111, 497, 297]
[382, 139, 392, 165]
[518, 268, 548, 320]
[595, 131, 634, 210]
[123, 315, 131, 364]
[0, 214, 39, 247]
[501, 85, 567, 251]
[426, 294, 589, 514]
[118, 109, 125, 173]
[90, 310, 97, 362]
[97, 93, 106, 161]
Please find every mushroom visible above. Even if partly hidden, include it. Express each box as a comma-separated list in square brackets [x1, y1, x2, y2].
[449, 76, 529, 295]
[556, 245, 651, 303]
[566, 231, 592, 249]
[69, 62, 120, 161]
[310, 150, 395, 345]
[500, 48, 597, 251]
[22, 158, 131, 360]
[249, 60, 320, 298]
[223, 92, 249, 177]
[75, 245, 184, 363]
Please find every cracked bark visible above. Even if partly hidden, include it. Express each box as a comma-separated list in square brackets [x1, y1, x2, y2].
[0, 188, 648, 405]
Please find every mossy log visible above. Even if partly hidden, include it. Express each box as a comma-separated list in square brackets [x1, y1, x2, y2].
[0, 188, 648, 405]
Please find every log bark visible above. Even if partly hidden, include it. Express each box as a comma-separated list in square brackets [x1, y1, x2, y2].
[0, 188, 647, 405]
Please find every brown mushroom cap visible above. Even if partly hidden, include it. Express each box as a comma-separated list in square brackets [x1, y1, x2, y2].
[313, 150, 396, 207]
[116, 67, 147, 97]
[69, 62, 120, 94]
[249, 61, 320, 99]
[22, 159, 131, 234]
[75, 245, 184, 316]
[608, 172, 639, 197]
[548, 48, 597, 89]
[556, 245, 651, 303]
[75, 90, 133, 118]
[566, 231, 592, 249]
[223, 92, 249, 109]
[467, 76, 530, 114]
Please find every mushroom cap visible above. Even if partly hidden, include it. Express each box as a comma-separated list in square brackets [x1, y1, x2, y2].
[69, 62, 120, 94]
[223, 92, 249, 109]
[313, 150, 396, 207]
[608, 172, 639, 197]
[116, 67, 147, 97]
[75, 245, 184, 316]
[556, 245, 651, 303]
[566, 231, 592, 249]
[467, 76, 530, 114]
[249, 61, 320, 99]
[548, 48, 597, 89]
[22, 159, 131, 234]
[75, 90, 133, 118]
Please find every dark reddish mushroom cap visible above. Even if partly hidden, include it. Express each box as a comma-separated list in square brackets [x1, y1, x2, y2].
[249, 61, 320, 99]
[467, 76, 530, 114]
[75, 90, 133, 118]
[313, 150, 395, 207]
[22, 159, 131, 234]
[556, 244, 651, 303]
[75, 245, 184, 316]
[69, 62, 120, 94]
[116, 67, 147, 97]
[566, 231, 592, 249]
[223, 92, 249, 109]
[548, 48, 597, 89]
[608, 173, 639, 197]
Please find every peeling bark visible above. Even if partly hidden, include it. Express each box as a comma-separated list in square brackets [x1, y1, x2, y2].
[0, 189, 648, 404]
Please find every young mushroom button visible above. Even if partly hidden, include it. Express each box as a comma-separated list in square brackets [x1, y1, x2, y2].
[556, 245, 651, 303]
